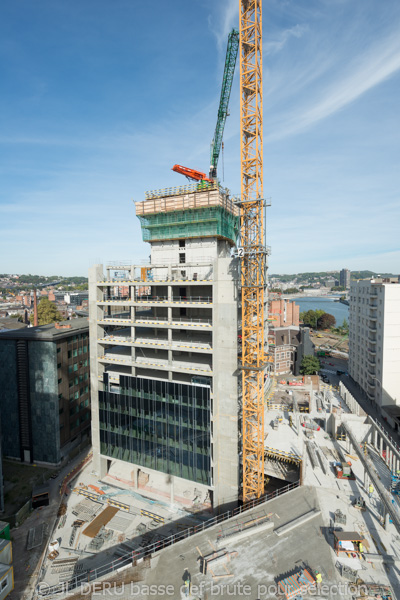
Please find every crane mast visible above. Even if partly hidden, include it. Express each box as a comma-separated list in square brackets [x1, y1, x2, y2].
[239, 0, 267, 502]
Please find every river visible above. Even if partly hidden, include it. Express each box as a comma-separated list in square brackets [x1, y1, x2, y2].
[293, 296, 349, 326]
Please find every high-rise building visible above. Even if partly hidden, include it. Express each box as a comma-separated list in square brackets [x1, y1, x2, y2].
[0, 318, 91, 464]
[348, 277, 400, 416]
[89, 183, 241, 510]
[339, 268, 351, 289]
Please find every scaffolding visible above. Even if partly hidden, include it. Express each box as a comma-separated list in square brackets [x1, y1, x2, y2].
[137, 206, 239, 244]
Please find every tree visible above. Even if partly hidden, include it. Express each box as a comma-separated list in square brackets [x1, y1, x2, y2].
[317, 312, 336, 330]
[32, 297, 62, 325]
[300, 355, 321, 375]
[300, 309, 325, 329]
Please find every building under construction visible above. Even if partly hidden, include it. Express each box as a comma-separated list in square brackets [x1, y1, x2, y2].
[89, 1, 268, 511]
[89, 181, 242, 510]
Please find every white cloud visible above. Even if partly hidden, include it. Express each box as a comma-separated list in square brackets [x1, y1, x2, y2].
[266, 27, 400, 141]
[264, 24, 309, 56]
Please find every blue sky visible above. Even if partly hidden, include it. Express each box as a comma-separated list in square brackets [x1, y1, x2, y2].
[1, 0, 399, 276]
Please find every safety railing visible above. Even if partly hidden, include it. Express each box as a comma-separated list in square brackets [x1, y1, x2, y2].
[37, 480, 300, 597]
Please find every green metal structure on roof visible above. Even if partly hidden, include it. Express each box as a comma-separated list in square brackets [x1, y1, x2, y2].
[138, 206, 239, 245]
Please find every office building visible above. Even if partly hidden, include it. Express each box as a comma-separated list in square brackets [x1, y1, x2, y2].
[89, 183, 241, 510]
[349, 277, 400, 419]
[339, 269, 351, 289]
[0, 318, 90, 464]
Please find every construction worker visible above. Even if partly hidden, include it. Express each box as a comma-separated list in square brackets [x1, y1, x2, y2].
[315, 571, 322, 585]
[359, 542, 364, 555]
[368, 484, 374, 498]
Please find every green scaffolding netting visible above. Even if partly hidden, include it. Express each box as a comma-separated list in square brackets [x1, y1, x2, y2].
[138, 206, 239, 245]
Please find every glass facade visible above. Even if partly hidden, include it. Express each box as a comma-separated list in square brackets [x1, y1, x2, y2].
[99, 375, 211, 485]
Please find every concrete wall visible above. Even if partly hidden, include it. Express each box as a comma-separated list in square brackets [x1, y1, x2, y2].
[212, 255, 239, 509]
[89, 264, 106, 477]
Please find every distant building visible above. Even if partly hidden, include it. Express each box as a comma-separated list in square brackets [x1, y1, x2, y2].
[64, 292, 89, 306]
[0, 318, 90, 465]
[270, 326, 314, 375]
[269, 299, 299, 327]
[349, 277, 400, 426]
[339, 269, 351, 289]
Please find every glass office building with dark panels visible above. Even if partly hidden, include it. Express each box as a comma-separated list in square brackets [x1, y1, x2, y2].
[99, 375, 211, 485]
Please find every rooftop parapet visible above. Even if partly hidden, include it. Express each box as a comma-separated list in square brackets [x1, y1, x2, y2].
[137, 183, 238, 217]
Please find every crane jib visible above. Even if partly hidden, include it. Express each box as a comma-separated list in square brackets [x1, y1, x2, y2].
[209, 29, 240, 179]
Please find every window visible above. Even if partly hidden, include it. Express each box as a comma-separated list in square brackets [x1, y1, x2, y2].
[68, 365, 73, 374]
[75, 391, 79, 400]
[83, 346, 87, 353]
[58, 378, 62, 384]
[68, 350, 72, 359]
[57, 363, 61, 369]
[84, 385, 88, 393]
[58, 393, 62, 400]
[84, 373, 88, 381]
[179, 239, 185, 248]
[57, 347, 61, 354]
[74, 376, 78, 385]
[85, 398, 89, 407]
[69, 381, 73, 388]
[84, 359, 88, 367]
[73, 363, 78, 372]
[179, 253, 186, 264]
[73, 349, 78, 358]
[79, 347, 82, 355]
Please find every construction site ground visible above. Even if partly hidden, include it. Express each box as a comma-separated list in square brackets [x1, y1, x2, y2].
[310, 329, 349, 354]
[34, 460, 209, 595]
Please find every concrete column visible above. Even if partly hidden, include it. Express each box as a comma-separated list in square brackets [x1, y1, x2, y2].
[363, 469, 369, 489]
[370, 425, 376, 448]
[384, 510, 390, 530]
[89, 264, 106, 477]
[168, 285, 172, 302]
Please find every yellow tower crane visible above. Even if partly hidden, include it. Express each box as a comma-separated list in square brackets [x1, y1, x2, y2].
[238, 0, 268, 502]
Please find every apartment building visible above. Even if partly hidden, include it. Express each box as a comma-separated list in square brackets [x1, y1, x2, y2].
[349, 277, 400, 418]
[0, 318, 90, 464]
[89, 183, 241, 510]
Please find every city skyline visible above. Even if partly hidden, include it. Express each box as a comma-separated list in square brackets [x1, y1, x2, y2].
[1, 0, 400, 275]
